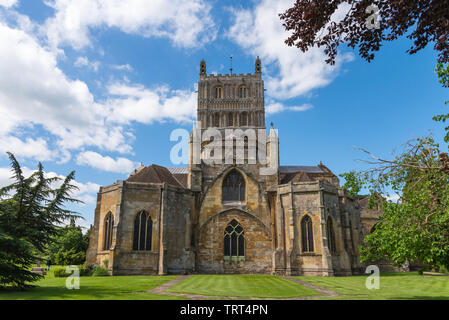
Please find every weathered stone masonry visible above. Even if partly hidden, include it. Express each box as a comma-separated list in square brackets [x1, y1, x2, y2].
[86, 58, 371, 276]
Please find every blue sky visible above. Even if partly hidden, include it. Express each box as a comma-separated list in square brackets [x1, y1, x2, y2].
[0, 0, 446, 228]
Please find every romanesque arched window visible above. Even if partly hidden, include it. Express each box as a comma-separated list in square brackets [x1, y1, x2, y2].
[215, 86, 223, 98]
[228, 112, 234, 127]
[133, 211, 152, 251]
[222, 170, 245, 202]
[327, 217, 337, 253]
[239, 85, 248, 98]
[224, 219, 244, 257]
[240, 112, 248, 126]
[103, 212, 114, 250]
[301, 215, 314, 252]
[213, 113, 220, 127]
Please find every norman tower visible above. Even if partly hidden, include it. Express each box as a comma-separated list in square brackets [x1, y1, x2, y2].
[197, 57, 265, 129]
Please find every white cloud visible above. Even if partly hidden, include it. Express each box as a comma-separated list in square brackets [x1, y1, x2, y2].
[106, 83, 197, 124]
[227, 0, 354, 100]
[111, 64, 133, 72]
[0, 136, 55, 161]
[266, 102, 313, 115]
[0, 0, 17, 8]
[0, 22, 132, 158]
[386, 193, 401, 203]
[0, 20, 197, 164]
[42, 0, 216, 50]
[76, 151, 137, 174]
[0, 165, 100, 205]
[74, 56, 100, 72]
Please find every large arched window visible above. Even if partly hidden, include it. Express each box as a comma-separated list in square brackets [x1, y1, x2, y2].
[222, 170, 245, 202]
[327, 217, 337, 253]
[133, 211, 152, 251]
[301, 215, 314, 252]
[103, 212, 114, 250]
[224, 219, 244, 258]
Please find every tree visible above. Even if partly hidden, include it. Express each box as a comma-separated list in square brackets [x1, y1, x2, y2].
[0, 153, 80, 289]
[46, 220, 89, 266]
[433, 63, 449, 142]
[279, 0, 449, 65]
[354, 137, 449, 270]
[339, 170, 364, 197]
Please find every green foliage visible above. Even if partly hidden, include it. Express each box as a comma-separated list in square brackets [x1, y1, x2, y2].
[92, 266, 109, 277]
[102, 259, 109, 269]
[53, 267, 68, 278]
[432, 63, 449, 142]
[358, 137, 449, 270]
[339, 170, 364, 197]
[0, 153, 80, 289]
[46, 223, 89, 265]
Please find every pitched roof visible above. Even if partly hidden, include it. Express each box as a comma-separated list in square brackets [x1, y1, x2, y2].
[126, 164, 184, 188]
[280, 166, 326, 174]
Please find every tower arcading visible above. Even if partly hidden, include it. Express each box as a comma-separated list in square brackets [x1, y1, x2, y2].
[197, 57, 265, 129]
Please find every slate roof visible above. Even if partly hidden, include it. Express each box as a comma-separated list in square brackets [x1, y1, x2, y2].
[127, 164, 184, 188]
[279, 166, 326, 173]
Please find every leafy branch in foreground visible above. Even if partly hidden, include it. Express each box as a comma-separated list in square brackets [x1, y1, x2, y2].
[352, 137, 449, 270]
[0, 152, 82, 289]
[279, 0, 449, 65]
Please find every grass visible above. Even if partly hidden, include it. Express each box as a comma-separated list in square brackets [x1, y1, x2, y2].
[2, 270, 448, 300]
[166, 274, 321, 299]
[295, 272, 449, 300]
[0, 270, 185, 300]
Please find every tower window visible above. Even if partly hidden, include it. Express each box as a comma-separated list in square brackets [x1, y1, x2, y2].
[240, 112, 248, 126]
[222, 170, 245, 202]
[215, 86, 223, 98]
[133, 211, 152, 251]
[239, 86, 248, 98]
[327, 217, 337, 253]
[301, 215, 314, 252]
[224, 219, 245, 258]
[103, 212, 114, 250]
[213, 113, 220, 127]
[227, 113, 234, 126]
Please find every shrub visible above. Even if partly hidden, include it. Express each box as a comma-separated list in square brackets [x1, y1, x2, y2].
[53, 267, 68, 278]
[439, 265, 449, 274]
[81, 264, 95, 277]
[92, 266, 109, 277]
[103, 259, 109, 269]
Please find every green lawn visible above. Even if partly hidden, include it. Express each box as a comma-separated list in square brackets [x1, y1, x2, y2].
[0, 272, 185, 300]
[2, 271, 448, 300]
[295, 272, 449, 300]
[166, 274, 321, 299]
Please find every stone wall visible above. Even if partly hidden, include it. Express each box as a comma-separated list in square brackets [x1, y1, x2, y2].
[197, 209, 272, 273]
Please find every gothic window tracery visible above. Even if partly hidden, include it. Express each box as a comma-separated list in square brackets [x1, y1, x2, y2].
[224, 219, 245, 257]
[133, 210, 152, 251]
[222, 170, 245, 202]
[103, 212, 114, 250]
[327, 217, 337, 253]
[301, 215, 314, 252]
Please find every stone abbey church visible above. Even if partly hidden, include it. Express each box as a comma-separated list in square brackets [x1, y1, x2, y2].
[86, 58, 373, 276]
